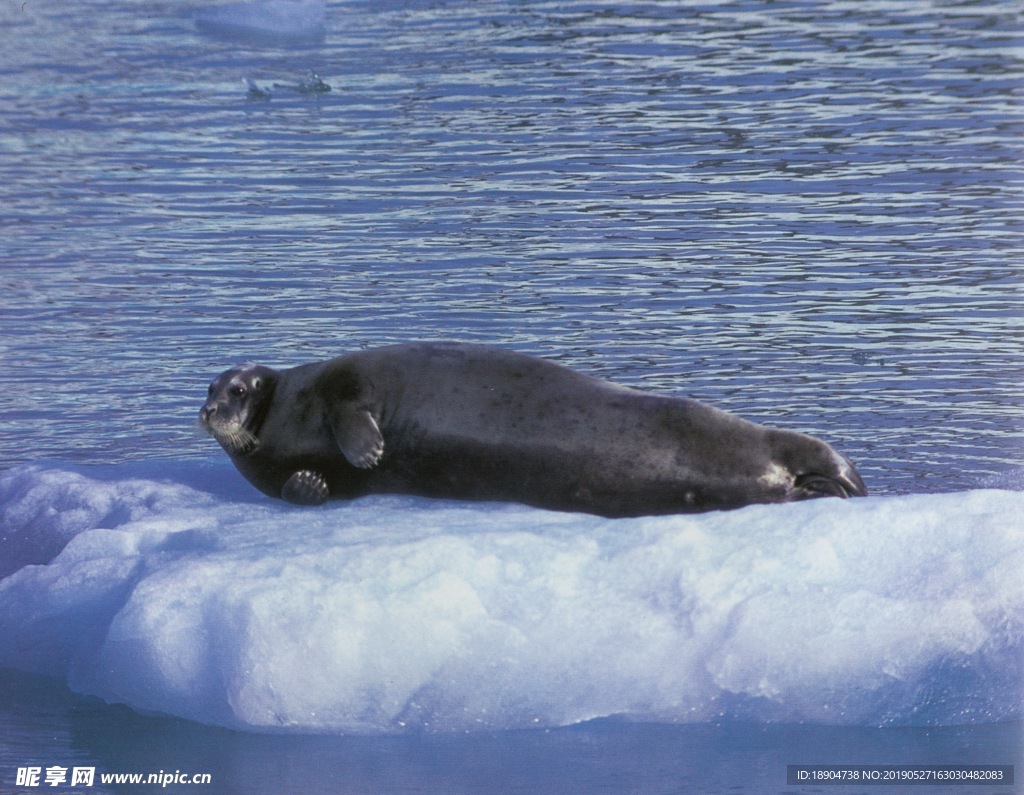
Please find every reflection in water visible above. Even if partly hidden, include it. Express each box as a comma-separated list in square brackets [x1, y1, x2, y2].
[1, 670, 1020, 795]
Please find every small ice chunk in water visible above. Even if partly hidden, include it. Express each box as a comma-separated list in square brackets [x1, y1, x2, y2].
[195, 1, 326, 44]
[245, 79, 272, 100]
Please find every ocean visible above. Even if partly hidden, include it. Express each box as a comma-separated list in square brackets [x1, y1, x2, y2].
[1, 0, 1021, 792]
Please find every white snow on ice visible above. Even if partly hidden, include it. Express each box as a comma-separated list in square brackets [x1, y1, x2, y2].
[1, 463, 1021, 734]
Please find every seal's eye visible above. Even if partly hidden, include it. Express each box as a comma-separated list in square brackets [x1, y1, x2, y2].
[230, 385, 247, 398]
[207, 384, 215, 396]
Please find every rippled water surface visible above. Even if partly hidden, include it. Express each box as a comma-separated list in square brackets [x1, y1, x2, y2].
[1, 0, 1021, 495]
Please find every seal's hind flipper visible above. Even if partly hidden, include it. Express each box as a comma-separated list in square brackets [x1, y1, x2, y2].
[330, 408, 385, 469]
[281, 470, 330, 505]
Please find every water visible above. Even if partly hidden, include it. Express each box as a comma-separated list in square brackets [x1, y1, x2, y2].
[1, 0, 1021, 492]
[1, 667, 1020, 795]
[1, 0, 1022, 791]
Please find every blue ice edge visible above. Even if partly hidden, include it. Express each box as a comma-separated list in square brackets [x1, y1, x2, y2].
[1, 462, 1021, 735]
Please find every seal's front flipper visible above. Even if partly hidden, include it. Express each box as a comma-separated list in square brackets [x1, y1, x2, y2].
[331, 408, 384, 469]
[281, 470, 330, 505]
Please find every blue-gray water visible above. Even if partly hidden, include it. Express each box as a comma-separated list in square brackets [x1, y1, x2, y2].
[1, 669, 1020, 795]
[2, 0, 1022, 492]
[1, 0, 1022, 792]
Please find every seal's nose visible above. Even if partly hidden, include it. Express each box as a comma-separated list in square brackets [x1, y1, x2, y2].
[199, 404, 216, 424]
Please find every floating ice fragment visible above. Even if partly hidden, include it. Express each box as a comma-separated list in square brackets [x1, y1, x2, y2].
[245, 79, 272, 100]
[270, 70, 331, 94]
[195, 1, 326, 45]
[297, 70, 331, 94]
[1, 463, 1021, 734]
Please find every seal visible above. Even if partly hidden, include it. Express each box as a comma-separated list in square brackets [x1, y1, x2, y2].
[199, 342, 867, 517]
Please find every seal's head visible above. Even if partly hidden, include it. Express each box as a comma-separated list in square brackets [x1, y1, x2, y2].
[200, 363, 277, 455]
[763, 428, 868, 502]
